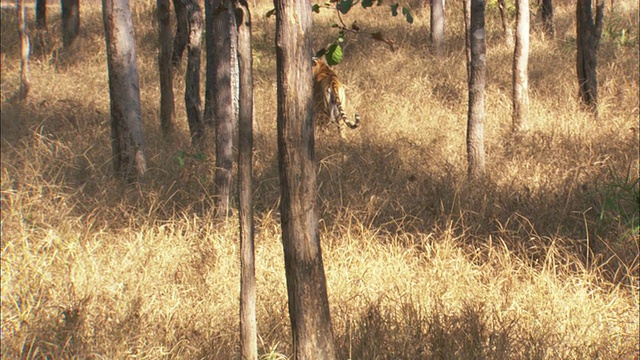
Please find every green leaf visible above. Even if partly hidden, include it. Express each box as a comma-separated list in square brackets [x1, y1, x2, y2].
[312, 4, 321, 13]
[390, 3, 399, 16]
[361, 0, 373, 8]
[193, 153, 207, 162]
[266, 8, 276, 18]
[326, 44, 343, 66]
[338, 0, 353, 14]
[402, 6, 413, 23]
[377, 0, 383, 5]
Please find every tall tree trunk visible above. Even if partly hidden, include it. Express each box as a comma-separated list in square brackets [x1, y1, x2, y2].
[61, 0, 80, 49]
[463, 0, 471, 81]
[235, 1, 257, 358]
[35, 0, 46, 29]
[541, 0, 554, 37]
[17, 0, 30, 100]
[102, 0, 146, 182]
[275, 0, 337, 357]
[206, 0, 236, 218]
[157, 0, 175, 136]
[172, 0, 188, 67]
[576, 0, 603, 114]
[184, 0, 205, 149]
[430, 0, 445, 56]
[467, 0, 487, 179]
[498, 0, 514, 46]
[512, 0, 530, 132]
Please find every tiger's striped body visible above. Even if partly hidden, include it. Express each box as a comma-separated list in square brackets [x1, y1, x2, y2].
[312, 58, 360, 138]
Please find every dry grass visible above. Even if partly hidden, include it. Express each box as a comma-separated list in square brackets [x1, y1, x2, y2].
[1, 0, 638, 358]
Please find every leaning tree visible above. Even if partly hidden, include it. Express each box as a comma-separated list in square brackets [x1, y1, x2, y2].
[275, 0, 337, 356]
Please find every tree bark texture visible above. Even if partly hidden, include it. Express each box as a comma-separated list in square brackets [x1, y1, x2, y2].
[102, 0, 146, 181]
[463, 0, 471, 81]
[235, 1, 257, 358]
[576, 0, 603, 113]
[36, 0, 46, 29]
[467, 0, 486, 179]
[205, 0, 236, 218]
[512, 0, 530, 132]
[184, 0, 205, 149]
[275, 0, 337, 357]
[157, 0, 175, 136]
[430, 0, 445, 56]
[17, 0, 30, 100]
[498, 0, 514, 46]
[541, 0, 554, 37]
[61, 0, 80, 49]
[172, 0, 188, 67]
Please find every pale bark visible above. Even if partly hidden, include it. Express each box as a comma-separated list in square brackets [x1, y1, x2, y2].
[430, 0, 445, 56]
[276, 0, 337, 356]
[102, 0, 146, 181]
[498, 0, 514, 46]
[512, 0, 530, 132]
[17, 0, 30, 100]
[467, 0, 486, 179]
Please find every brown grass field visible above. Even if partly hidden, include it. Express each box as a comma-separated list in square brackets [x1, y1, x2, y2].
[1, 0, 638, 358]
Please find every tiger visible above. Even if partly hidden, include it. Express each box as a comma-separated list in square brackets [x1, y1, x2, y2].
[312, 58, 360, 138]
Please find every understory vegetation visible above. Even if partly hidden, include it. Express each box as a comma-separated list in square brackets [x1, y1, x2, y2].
[1, 0, 638, 358]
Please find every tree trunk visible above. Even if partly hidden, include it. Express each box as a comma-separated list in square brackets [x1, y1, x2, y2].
[205, 0, 236, 218]
[275, 0, 337, 357]
[463, 0, 471, 81]
[172, 0, 188, 67]
[61, 0, 80, 49]
[512, 0, 530, 132]
[576, 0, 603, 114]
[36, 0, 46, 29]
[430, 0, 445, 56]
[467, 0, 486, 179]
[157, 0, 175, 136]
[17, 0, 30, 101]
[184, 0, 205, 149]
[541, 0, 554, 37]
[102, 0, 146, 182]
[235, 1, 257, 358]
[498, 0, 514, 46]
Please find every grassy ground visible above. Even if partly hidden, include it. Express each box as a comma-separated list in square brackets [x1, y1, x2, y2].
[1, 0, 638, 358]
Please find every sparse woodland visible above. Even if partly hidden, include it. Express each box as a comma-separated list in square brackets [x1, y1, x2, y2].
[1, 0, 638, 358]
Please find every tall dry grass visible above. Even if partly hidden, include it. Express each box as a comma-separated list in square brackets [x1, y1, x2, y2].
[1, 0, 638, 358]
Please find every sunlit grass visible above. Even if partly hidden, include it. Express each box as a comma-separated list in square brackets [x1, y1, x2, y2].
[1, 0, 638, 358]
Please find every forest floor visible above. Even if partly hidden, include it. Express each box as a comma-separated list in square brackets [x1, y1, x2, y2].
[1, 0, 638, 358]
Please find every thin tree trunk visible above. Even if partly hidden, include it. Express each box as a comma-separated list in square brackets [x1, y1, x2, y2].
[467, 0, 486, 179]
[184, 0, 205, 148]
[275, 0, 337, 356]
[206, 0, 235, 218]
[576, 0, 603, 114]
[102, 0, 146, 182]
[61, 0, 80, 49]
[512, 0, 530, 132]
[17, 0, 30, 101]
[541, 0, 554, 37]
[172, 0, 188, 67]
[430, 0, 445, 56]
[235, 1, 257, 358]
[36, 0, 46, 29]
[463, 0, 471, 81]
[158, 0, 175, 136]
[498, 0, 514, 46]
